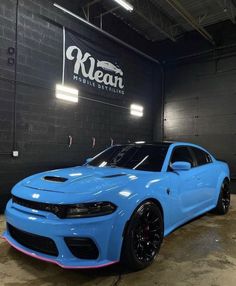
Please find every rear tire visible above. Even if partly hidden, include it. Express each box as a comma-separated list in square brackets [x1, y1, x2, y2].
[121, 201, 163, 271]
[214, 179, 230, 215]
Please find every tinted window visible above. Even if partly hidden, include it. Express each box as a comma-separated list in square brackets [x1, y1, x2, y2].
[191, 147, 212, 166]
[88, 144, 169, 172]
[170, 147, 194, 167]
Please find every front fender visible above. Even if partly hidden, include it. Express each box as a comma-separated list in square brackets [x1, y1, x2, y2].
[107, 174, 170, 261]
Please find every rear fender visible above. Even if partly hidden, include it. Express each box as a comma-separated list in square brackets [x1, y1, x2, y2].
[214, 173, 230, 205]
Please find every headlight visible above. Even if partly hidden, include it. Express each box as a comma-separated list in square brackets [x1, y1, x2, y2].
[65, 202, 117, 218]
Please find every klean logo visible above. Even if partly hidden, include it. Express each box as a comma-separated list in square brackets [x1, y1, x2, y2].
[66, 45, 125, 95]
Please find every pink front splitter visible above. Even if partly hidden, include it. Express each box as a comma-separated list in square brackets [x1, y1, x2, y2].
[1, 235, 118, 269]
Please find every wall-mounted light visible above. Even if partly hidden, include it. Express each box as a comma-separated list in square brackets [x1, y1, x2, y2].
[113, 0, 134, 11]
[130, 104, 143, 117]
[55, 84, 79, 103]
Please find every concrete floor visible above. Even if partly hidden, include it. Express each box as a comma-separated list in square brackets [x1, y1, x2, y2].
[1, 198, 236, 286]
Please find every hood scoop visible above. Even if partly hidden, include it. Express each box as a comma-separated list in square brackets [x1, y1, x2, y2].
[102, 174, 126, 179]
[43, 176, 68, 183]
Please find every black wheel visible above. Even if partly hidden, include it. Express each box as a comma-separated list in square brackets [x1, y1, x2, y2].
[214, 179, 230, 215]
[121, 201, 163, 271]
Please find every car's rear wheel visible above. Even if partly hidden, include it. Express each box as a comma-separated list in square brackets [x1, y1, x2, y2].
[121, 201, 163, 271]
[214, 179, 230, 215]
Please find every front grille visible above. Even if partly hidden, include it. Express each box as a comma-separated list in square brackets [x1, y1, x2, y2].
[12, 196, 67, 218]
[8, 223, 58, 256]
[64, 237, 99, 259]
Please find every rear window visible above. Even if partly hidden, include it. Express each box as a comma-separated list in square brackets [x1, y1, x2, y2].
[191, 147, 212, 166]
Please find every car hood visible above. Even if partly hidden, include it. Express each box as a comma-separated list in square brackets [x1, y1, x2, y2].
[20, 166, 144, 195]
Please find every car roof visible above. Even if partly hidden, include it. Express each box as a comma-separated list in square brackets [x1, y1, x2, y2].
[113, 141, 208, 151]
[114, 141, 172, 147]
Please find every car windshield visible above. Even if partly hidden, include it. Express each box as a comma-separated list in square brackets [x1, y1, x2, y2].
[88, 144, 169, 172]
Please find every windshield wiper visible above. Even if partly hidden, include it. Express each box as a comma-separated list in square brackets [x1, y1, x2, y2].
[133, 155, 149, 170]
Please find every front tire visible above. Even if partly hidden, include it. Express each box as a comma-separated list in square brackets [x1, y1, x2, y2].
[121, 201, 163, 271]
[214, 179, 230, 215]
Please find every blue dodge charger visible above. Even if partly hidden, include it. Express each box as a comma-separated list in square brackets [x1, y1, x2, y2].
[2, 142, 230, 270]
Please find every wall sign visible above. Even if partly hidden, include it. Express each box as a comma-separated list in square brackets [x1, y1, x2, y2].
[64, 30, 125, 97]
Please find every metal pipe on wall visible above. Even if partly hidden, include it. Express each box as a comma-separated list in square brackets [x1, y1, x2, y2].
[0, 0, 19, 156]
[12, 0, 19, 151]
[53, 3, 162, 66]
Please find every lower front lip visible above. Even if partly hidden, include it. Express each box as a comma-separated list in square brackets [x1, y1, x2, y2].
[1, 234, 119, 269]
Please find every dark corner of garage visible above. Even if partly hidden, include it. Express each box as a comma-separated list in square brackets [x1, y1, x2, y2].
[0, 0, 236, 285]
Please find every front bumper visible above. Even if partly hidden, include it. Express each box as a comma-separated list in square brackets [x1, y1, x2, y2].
[2, 200, 121, 268]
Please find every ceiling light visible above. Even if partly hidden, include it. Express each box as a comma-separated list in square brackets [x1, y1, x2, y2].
[56, 84, 79, 103]
[113, 0, 133, 11]
[130, 104, 143, 117]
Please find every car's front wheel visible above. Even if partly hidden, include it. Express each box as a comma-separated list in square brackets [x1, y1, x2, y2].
[121, 201, 163, 271]
[214, 179, 230, 215]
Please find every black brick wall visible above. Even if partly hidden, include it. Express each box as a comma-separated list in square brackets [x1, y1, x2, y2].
[160, 21, 236, 178]
[0, 0, 162, 210]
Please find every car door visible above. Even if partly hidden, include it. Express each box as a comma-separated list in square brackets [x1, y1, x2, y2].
[189, 147, 219, 208]
[169, 146, 204, 219]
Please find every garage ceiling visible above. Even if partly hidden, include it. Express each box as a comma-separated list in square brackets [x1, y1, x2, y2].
[78, 0, 236, 43]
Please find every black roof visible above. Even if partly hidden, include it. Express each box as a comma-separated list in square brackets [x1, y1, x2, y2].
[115, 141, 173, 147]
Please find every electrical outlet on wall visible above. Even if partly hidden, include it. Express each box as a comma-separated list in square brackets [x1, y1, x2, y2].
[12, 151, 19, 157]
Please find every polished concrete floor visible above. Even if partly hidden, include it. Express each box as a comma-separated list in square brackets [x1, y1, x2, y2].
[1, 197, 236, 286]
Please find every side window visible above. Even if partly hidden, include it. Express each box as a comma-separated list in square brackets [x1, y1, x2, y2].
[170, 147, 194, 167]
[191, 147, 212, 166]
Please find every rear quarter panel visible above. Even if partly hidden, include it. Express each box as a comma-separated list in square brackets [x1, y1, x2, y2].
[212, 160, 230, 204]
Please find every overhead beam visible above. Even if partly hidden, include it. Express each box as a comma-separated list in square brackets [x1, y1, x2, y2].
[96, 6, 120, 17]
[131, 0, 183, 42]
[85, 0, 102, 7]
[165, 0, 215, 45]
[82, 0, 103, 22]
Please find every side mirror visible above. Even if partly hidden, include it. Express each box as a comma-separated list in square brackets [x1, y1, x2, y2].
[85, 158, 92, 164]
[171, 161, 191, 171]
